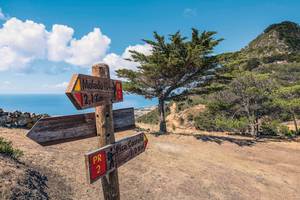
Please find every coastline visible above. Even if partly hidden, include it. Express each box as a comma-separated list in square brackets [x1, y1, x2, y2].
[0, 106, 156, 129]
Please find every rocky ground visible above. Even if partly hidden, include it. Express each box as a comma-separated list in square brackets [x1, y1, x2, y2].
[0, 127, 300, 200]
[0, 108, 48, 129]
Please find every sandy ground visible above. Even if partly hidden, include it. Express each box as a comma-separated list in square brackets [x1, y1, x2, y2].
[1, 127, 300, 200]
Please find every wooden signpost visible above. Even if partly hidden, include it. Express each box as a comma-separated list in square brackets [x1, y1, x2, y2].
[66, 74, 123, 109]
[27, 108, 135, 145]
[85, 132, 148, 184]
[26, 63, 148, 200]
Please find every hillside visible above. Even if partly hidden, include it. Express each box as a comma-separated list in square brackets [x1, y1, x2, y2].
[243, 21, 300, 58]
[138, 21, 300, 135]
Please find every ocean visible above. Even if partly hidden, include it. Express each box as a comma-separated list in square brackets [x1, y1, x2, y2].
[0, 94, 157, 116]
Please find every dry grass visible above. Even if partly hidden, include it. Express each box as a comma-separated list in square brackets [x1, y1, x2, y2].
[0, 127, 300, 199]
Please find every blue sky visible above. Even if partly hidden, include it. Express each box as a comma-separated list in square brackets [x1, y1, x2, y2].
[0, 0, 299, 94]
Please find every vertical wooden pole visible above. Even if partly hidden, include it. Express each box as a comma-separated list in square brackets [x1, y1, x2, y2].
[92, 63, 120, 200]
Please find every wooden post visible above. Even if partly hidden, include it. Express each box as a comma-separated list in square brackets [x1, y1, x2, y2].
[92, 63, 120, 200]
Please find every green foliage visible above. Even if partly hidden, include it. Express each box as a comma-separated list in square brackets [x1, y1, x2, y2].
[194, 111, 218, 131]
[272, 85, 300, 111]
[197, 72, 277, 136]
[260, 120, 280, 136]
[137, 109, 159, 124]
[137, 106, 171, 124]
[215, 116, 249, 133]
[256, 63, 300, 86]
[135, 21, 300, 136]
[194, 111, 249, 133]
[0, 137, 23, 159]
[278, 125, 291, 136]
[117, 29, 224, 133]
[117, 29, 223, 100]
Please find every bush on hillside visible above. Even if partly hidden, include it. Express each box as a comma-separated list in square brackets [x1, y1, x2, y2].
[0, 137, 23, 159]
[194, 111, 218, 131]
[260, 120, 280, 136]
[215, 116, 249, 133]
[137, 109, 159, 124]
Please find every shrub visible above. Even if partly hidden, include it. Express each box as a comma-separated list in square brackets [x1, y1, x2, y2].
[0, 137, 23, 159]
[215, 116, 249, 133]
[278, 124, 291, 136]
[137, 109, 159, 124]
[194, 111, 218, 131]
[260, 120, 280, 136]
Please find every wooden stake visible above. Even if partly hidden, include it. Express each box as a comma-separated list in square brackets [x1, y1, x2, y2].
[92, 63, 120, 200]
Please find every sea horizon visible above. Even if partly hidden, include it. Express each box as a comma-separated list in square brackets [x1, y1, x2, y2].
[0, 94, 157, 116]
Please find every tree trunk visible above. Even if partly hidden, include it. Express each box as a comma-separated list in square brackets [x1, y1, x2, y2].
[292, 112, 299, 133]
[158, 98, 167, 133]
[255, 117, 259, 137]
[250, 123, 256, 137]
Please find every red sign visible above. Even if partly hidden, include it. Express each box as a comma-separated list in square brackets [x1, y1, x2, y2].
[85, 132, 148, 184]
[88, 151, 107, 181]
[114, 80, 123, 102]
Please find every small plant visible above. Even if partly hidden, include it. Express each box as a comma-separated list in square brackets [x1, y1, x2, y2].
[260, 120, 280, 136]
[194, 111, 218, 131]
[215, 116, 249, 133]
[172, 124, 176, 131]
[277, 124, 291, 136]
[0, 137, 23, 159]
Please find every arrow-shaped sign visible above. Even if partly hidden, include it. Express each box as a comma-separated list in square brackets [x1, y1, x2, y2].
[66, 74, 123, 110]
[85, 132, 148, 184]
[27, 108, 135, 146]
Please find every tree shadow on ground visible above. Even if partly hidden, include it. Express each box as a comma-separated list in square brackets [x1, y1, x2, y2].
[193, 134, 257, 147]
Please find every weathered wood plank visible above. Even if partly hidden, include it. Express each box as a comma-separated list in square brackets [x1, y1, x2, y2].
[26, 108, 135, 145]
[85, 132, 148, 184]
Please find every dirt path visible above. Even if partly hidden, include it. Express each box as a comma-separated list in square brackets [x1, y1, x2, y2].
[1, 127, 300, 200]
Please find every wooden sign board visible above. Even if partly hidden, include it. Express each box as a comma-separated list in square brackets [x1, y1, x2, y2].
[85, 132, 148, 184]
[27, 108, 135, 146]
[66, 74, 123, 110]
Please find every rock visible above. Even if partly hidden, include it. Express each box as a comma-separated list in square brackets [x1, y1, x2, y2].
[0, 116, 6, 125]
[17, 116, 32, 127]
[0, 109, 50, 129]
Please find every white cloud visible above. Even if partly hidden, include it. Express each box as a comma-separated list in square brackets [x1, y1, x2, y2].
[66, 28, 110, 66]
[0, 18, 46, 71]
[183, 8, 197, 18]
[0, 16, 152, 75]
[103, 43, 152, 77]
[47, 25, 74, 62]
[0, 17, 111, 71]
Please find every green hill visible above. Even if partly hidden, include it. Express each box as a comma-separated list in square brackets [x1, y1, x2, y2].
[243, 21, 300, 58]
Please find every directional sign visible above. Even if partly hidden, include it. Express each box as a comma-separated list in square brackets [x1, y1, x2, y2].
[27, 108, 135, 145]
[85, 132, 148, 184]
[66, 74, 123, 110]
